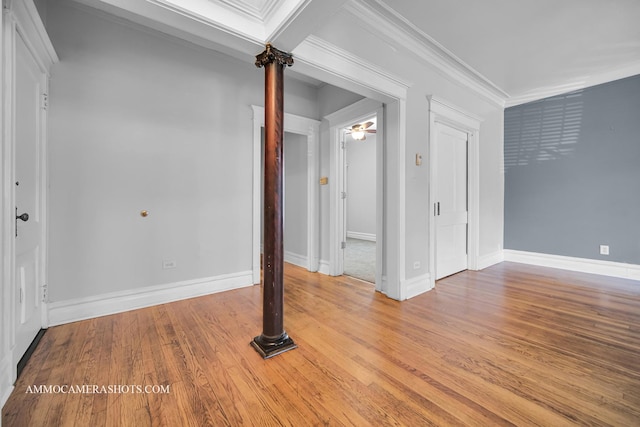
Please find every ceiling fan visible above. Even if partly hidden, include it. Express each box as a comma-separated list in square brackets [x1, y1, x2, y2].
[347, 121, 376, 140]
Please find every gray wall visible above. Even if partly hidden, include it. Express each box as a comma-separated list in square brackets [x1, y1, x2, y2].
[347, 133, 376, 237]
[504, 75, 640, 264]
[260, 131, 308, 261]
[45, 0, 319, 302]
[284, 133, 308, 257]
[317, 84, 365, 264]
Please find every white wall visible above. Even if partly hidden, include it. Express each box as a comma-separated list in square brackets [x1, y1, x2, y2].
[45, 0, 319, 305]
[313, 10, 505, 289]
[346, 133, 376, 238]
[38, 0, 507, 323]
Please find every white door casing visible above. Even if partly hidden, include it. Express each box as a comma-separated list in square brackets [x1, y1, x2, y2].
[434, 123, 468, 279]
[2, 0, 57, 388]
[428, 97, 481, 285]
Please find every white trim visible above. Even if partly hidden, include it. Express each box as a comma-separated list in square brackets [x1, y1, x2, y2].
[0, 351, 14, 411]
[8, 0, 58, 74]
[395, 99, 407, 298]
[0, 5, 9, 413]
[251, 105, 320, 283]
[344, 0, 507, 107]
[477, 250, 505, 270]
[144, 0, 265, 42]
[400, 273, 432, 300]
[1, 5, 15, 394]
[293, 35, 410, 102]
[428, 96, 482, 284]
[217, 0, 273, 20]
[47, 271, 254, 326]
[318, 259, 330, 275]
[346, 231, 376, 242]
[284, 250, 307, 269]
[504, 250, 640, 281]
[429, 97, 484, 130]
[374, 103, 385, 291]
[306, 115, 320, 273]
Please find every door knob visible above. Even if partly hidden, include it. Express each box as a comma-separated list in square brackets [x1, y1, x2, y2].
[15, 207, 29, 237]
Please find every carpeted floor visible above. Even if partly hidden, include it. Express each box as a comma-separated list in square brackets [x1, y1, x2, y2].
[344, 237, 376, 283]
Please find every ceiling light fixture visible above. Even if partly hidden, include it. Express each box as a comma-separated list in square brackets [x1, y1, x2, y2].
[351, 130, 365, 140]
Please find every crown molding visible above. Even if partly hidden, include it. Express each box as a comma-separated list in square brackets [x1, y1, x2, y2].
[217, 0, 279, 21]
[216, 0, 262, 20]
[149, 0, 265, 40]
[345, 0, 507, 107]
[263, 0, 307, 36]
[505, 62, 640, 107]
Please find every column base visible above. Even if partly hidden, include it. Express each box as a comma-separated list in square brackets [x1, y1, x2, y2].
[251, 333, 297, 359]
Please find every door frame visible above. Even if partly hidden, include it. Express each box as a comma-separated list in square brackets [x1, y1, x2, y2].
[428, 96, 481, 283]
[1, 0, 57, 402]
[325, 98, 384, 289]
[251, 105, 320, 283]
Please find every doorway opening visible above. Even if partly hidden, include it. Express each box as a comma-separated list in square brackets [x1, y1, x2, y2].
[259, 130, 310, 269]
[343, 116, 377, 283]
[428, 97, 481, 285]
[326, 99, 384, 290]
[251, 106, 320, 284]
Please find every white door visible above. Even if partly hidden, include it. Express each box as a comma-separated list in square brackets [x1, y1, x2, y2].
[434, 123, 468, 280]
[13, 33, 45, 363]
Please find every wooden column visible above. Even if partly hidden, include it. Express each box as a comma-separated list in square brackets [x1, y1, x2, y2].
[251, 44, 297, 359]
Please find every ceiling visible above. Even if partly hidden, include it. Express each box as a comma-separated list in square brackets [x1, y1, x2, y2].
[381, 0, 640, 102]
[71, 0, 640, 106]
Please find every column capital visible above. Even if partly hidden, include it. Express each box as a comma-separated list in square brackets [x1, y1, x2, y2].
[255, 43, 294, 68]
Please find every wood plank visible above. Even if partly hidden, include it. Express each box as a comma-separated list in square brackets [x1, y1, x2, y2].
[3, 262, 640, 425]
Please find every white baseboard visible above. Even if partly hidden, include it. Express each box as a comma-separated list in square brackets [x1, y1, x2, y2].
[376, 274, 387, 293]
[477, 250, 505, 270]
[47, 271, 254, 326]
[0, 351, 14, 412]
[284, 251, 308, 269]
[401, 273, 433, 300]
[318, 259, 331, 275]
[346, 231, 376, 242]
[504, 250, 640, 281]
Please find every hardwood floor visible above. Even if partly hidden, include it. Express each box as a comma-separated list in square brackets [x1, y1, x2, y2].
[3, 262, 640, 426]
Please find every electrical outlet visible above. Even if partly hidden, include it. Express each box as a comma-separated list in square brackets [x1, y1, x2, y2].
[413, 261, 421, 269]
[162, 260, 177, 269]
[599, 245, 609, 256]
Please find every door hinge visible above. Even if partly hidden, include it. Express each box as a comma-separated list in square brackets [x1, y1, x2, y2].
[41, 93, 49, 110]
[42, 283, 48, 303]
[340, 140, 345, 149]
[341, 191, 347, 199]
[341, 241, 346, 249]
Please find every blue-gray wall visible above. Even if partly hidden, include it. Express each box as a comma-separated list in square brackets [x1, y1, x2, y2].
[504, 75, 640, 264]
